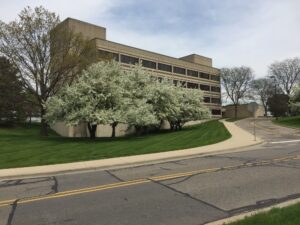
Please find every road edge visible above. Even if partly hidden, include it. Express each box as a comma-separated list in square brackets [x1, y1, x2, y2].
[205, 197, 300, 225]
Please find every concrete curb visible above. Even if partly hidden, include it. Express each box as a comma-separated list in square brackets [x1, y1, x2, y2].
[0, 120, 263, 180]
[205, 198, 300, 225]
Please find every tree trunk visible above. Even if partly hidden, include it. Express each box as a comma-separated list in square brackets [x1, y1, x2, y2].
[175, 120, 182, 130]
[143, 126, 148, 135]
[87, 123, 97, 140]
[135, 125, 142, 135]
[169, 121, 175, 131]
[234, 104, 238, 120]
[157, 120, 164, 131]
[111, 122, 118, 138]
[40, 107, 48, 136]
[29, 112, 32, 124]
[263, 105, 268, 117]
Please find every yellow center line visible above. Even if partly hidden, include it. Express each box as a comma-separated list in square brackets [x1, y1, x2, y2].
[150, 167, 220, 181]
[0, 155, 299, 208]
[18, 179, 151, 205]
[0, 179, 149, 207]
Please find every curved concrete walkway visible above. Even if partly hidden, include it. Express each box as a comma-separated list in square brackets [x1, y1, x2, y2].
[0, 120, 262, 179]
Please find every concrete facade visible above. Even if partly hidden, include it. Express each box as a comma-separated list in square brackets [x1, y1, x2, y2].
[52, 18, 222, 137]
[223, 103, 265, 118]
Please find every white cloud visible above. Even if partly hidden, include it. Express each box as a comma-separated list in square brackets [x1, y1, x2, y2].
[0, 0, 118, 22]
[206, 0, 300, 76]
[96, 0, 300, 77]
[1, 0, 299, 77]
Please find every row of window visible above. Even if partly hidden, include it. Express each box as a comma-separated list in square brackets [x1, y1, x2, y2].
[212, 109, 221, 115]
[98, 50, 220, 81]
[181, 82, 221, 93]
[203, 97, 221, 104]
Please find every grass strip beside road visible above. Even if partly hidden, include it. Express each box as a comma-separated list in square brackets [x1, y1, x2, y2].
[272, 116, 300, 129]
[0, 120, 231, 169]
[227, 202, 300, 225]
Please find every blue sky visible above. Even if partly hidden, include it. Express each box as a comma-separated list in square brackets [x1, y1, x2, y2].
[1, 0, 300, 77]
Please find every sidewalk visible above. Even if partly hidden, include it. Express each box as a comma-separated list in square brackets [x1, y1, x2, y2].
[0, 120, 263, 179]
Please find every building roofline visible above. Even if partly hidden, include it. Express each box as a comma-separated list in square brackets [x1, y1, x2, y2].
[92, 37, 220, 71]
[180, 53, 212, 60]
[62, 17, 107, 31]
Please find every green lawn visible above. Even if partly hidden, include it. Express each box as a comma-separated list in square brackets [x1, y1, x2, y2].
[0, 120, 231, 169]
[273, 116, 300, 129]
[227, 203, 300, 225]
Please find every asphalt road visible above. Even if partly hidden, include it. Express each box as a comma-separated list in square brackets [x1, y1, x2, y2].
[1, 118, 300, 225]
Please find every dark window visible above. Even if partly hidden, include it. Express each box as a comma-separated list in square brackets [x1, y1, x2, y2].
[173, 66, 186, 75]
[142, 59, 156, 69]
[200, 84, 210, 91]
[120, 55, 139, 65]
[211, 98, 221, 104]
[187, 70, 198, 77]
[158, 63, 172, 72]
[173, 80, 178, 86]
[211, 86, 221, 92]
[212, 109, 221, 115]
[200, 72, 210, 79]
[211, 75, 220, 81]
[180, 81, 187, 87]
[204, 97, 210, 103]
[187, 82, 199, 89]
[98, 50, 119, 61]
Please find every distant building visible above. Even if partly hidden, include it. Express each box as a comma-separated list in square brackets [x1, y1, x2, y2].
[52, 18, 222, 137]
[223, 103, 265, 118]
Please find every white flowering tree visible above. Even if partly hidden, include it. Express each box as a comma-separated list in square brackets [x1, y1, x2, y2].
[170, 87, 211, 130]
[123, 65, 160, 134]
[45, 61, 127, 139]
[46, 61, 211, 139]
[149, 79, 181, 128]
[126, 66, 210, 131]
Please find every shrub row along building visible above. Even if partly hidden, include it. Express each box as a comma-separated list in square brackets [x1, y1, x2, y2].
[52, 18, 222, 137]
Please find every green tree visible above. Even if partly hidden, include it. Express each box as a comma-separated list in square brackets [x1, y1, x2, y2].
[0, 6, 96, 136]
[267, 94, 289, 118]
[0, 57, 26, 125]
[269, 57, 300, 96]
[290, 88, 300, 115]
[221, 67, 254, 119]
[251, 78, 274, 116]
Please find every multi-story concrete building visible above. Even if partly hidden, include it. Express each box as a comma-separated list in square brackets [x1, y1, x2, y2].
[52, 18, 222, 137]
[61, 18, 222, 115]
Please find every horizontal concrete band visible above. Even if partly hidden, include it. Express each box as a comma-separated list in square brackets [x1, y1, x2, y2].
[0, 120, 262, 180]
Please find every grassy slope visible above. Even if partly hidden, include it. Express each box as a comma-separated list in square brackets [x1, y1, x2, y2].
[0, 120, 231, 169]
[228, 203, 300, 225]
[273, 116, 300, 129]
